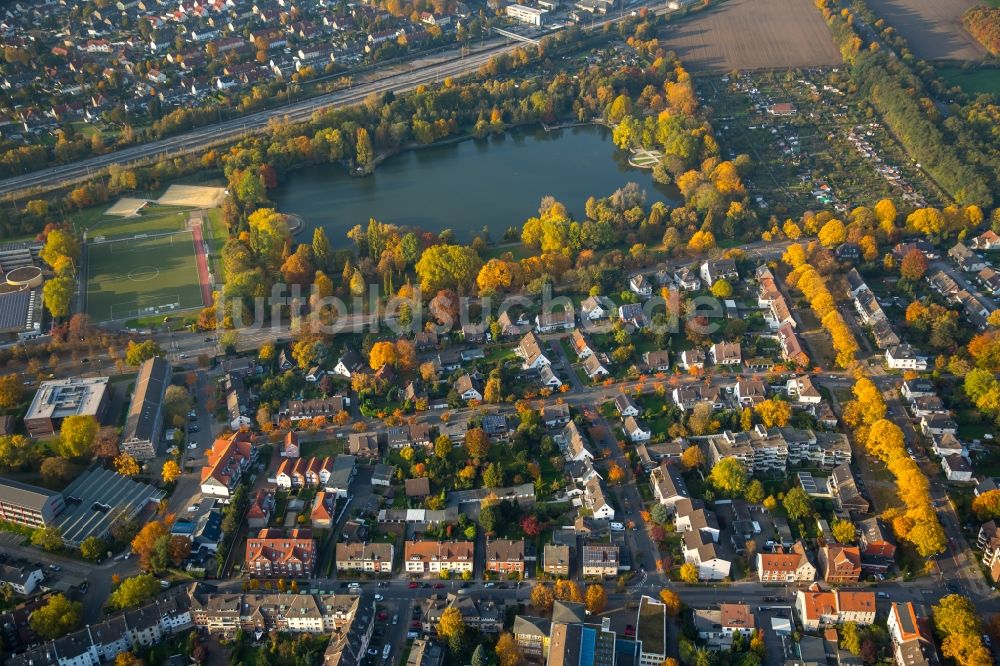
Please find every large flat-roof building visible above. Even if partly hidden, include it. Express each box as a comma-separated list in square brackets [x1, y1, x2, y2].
[24, 376, 112, 437]
[121, 357, 172, 460]
[52, 467, 165, 547]
[0, 477, 64, 528]
[505, 4, 546, 25]
[636, 595, 667, 666]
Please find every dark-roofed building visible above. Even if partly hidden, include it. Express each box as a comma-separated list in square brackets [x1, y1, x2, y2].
[406, 638, 444, 666]
[0, 476, 64, 528]
[543, 543, 571, 577]
[0, 275, 43, 341]
[405, 477, 431, 499]
[9, 590, 193, 666]
[828, 464, 869, 513]
[53, 467, 165, 547]
[858, 517, 896, 560]
[0, 564, 42, 595]
[650, 462, 688, 515]
[120, 357, 172, 460]
[546, 618, 617, 666]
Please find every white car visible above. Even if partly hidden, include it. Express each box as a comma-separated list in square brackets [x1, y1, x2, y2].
[374, 594, 383, 601]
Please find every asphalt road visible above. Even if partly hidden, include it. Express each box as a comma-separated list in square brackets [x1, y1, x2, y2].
[0, 41, 514, 198]
[0, 1, 674, 200]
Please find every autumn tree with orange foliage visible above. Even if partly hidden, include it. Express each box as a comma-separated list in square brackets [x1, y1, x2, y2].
[900, 248, 928, 282]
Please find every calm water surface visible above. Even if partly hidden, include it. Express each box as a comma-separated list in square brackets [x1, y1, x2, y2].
[275, 124, 679, 244]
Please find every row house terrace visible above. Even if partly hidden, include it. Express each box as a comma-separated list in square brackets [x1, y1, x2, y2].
[188, 586, 360, 636]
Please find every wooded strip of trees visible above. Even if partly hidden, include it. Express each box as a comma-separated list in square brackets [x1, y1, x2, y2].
[963, 6, 1000, 57]
[816, 0, 997, 207]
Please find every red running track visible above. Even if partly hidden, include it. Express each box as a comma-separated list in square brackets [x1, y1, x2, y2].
[190, 222, 212, 307]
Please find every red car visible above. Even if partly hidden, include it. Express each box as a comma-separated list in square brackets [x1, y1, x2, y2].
[377, 612, 388, 621]
[408, 581, 419, 589]
[434, 583, 445, 589]
[624, 625, 635, 638]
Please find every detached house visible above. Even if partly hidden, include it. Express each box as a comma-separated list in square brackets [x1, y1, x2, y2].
[650, 462, 688, 514]
[570, 330, 597, 359]
[641, 350, 671, 373]
[582, 355, 610, 379]
[972, 230, 1000, 251]
[678, 349, 706, 370]
[787, 376, 822, 405]
[559, 421, 594, 462]
[701, 259, 738, 285]
[885, 344, 928, 371]
[584, 477, 615, 520]
[614, 394, 639, 417]
[580, 295, 611, 320]
[581, 543, 620, 578]
[623, 416, 651, 442]
[709, 341, 741, 366]
[535, 310, 575, 333]
[516, 332, 551, 370]
[682, 530, 731, 581]
[455, 374, 483, 402]
[674, 265, 701, 291]
[333, 349, 368, 378]
[629, 274, 653, 298]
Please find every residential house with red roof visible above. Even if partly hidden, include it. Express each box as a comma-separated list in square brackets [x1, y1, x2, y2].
[200, 431, 257, 498]
[245, 528, 316, 578]
[818, 544, 862, 584]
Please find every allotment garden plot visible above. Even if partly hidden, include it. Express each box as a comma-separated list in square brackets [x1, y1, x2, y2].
[699, 70, 947, 214]
[83, 205, 207, 322]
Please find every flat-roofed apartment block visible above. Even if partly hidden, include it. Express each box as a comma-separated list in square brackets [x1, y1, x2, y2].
[24, 377, 112, 437]
[120, 357, 172, 460]
[636, 595, 667, 666]
[0, 477, 64, 528]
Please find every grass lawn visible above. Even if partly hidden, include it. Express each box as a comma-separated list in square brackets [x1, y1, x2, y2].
[299, 438, 346, 458]
[936, 67, 1000, 96]
[484, 346, 517, 364]
[86, 230, 204, 322]
[955, 408, 993, 440]
[206, 207, 228, 282]
[76, 203, 192, 238]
